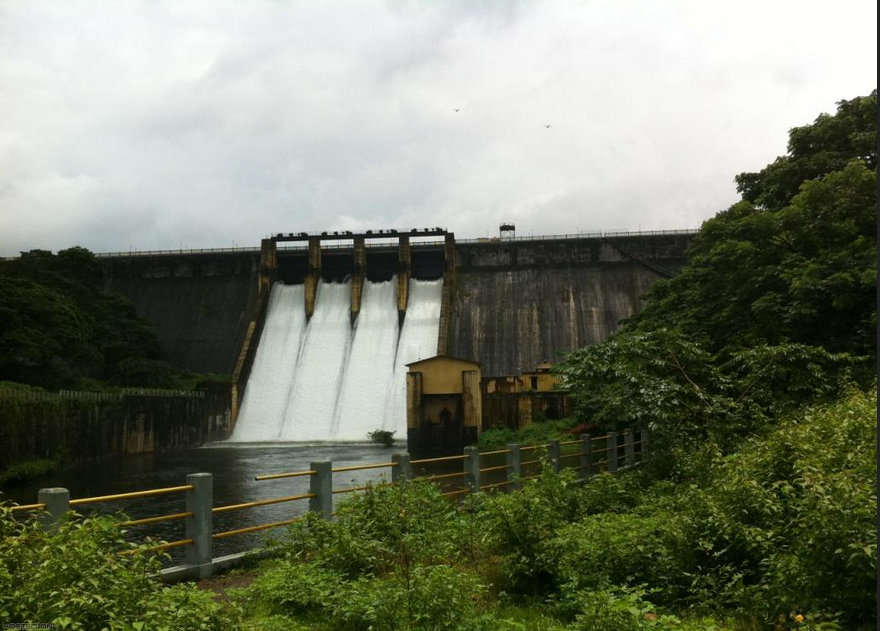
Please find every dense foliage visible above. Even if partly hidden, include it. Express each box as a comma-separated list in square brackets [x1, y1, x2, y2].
[556, 93, 876, 459]
[478, 417, 578, 450]
[0, 247, 199, 390]
[230, 388, 874, 629]
[629, 92, 876, 360]
[543, 92, 878, 627]
[0, 506, 238, 629]
[556, 331, 866, 465]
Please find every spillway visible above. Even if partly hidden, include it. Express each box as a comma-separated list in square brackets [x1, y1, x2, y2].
[228, 277, 443, 443]
[228, 284, 307, 442]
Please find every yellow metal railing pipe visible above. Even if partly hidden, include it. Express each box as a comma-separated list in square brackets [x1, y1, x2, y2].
[10, 503, 46, 512]
[147, 538, 193, 552]
[332, 484, 379, 495]
[426, 471, 468, 481]
[518, 444, 543, 452]
[440, 489, 469, 497]
[410, 454, 467, 465]
[478, 448, 512, 456]
[69, 484, 193, 506]
[331, 462, 394, 473]
[478, 465, 509, 474]
[119, 511, 192, 527]
[254, 469, 316, 481]
[213, 493, 315, 514]
[212, 517, 304, 540]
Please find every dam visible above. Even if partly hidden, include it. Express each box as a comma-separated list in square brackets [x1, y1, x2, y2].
[227, 278, 442, 442]
[99, 228, 694, 443]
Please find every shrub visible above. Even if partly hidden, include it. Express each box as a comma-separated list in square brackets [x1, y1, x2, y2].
[0, 507, 238, 629]
[575, 470, 648, 515]
[724, 388, 876, 627]
[477, 418, 578, 450]
[367, 429, 395, 447]
[548, 509, 683, 601]
[0, 459, 57, 485]
[562, 585, 699, 631]
[280, 479, 469, 579]
[474, 464, 584, 594]
[248, 560, 345, 620]
[670, 388, 877, 627]
[330, 565, 485, 631]
[249, 480, 487, 630]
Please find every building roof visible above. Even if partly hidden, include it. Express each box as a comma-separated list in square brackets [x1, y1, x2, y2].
[522, 360, 555, 374]
[405, 354, 482, 368]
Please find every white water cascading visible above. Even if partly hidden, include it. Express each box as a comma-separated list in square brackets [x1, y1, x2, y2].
[228, 284, 307, 442]
[228, 276, 442, 443]
[330, 279, 400, 441]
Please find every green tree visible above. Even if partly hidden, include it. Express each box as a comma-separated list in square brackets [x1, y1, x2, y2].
[556, 93, 876, 461]
[735, 91, 877, 209]
[0, 247, 178, 389]
[630, 93, 876, 361]
[554, 329, 723, 443]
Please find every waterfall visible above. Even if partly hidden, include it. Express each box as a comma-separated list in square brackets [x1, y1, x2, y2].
[390, 279, 443, 433]
[228, 277, 443, 443]
[331, 279, 399, 441]
[228, 284, 306, 442]
[279, 282, 353, 442]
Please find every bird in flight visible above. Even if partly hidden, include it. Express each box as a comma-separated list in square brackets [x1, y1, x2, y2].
[454, 108, 461, 112]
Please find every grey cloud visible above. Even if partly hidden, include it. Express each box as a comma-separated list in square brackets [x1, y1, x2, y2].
[0, 0, 876, 256]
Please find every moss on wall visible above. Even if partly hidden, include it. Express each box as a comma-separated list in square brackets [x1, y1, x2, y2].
[0, 390, 231, 470]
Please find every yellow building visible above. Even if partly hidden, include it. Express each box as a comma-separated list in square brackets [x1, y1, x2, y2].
[521, 360, 562, 392]
[406, 355, 482, 449]
[483, 361, 570, 430]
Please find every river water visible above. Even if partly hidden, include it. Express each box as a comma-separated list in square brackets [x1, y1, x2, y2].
[3, 442, 443, 563]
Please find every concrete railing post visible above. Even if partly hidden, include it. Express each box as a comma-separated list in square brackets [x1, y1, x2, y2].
[506, 443, 522, 491]
[606, 431, 618, 473]
[184, 473, 213, 579]
[391, 453, 412, 484]
[547, 439, 561, 473]
[624, 429, 635, 468]
[37, 488, 70, 533]
[309, 461, 333, 519]
[579, 434, 593, 481]
[464, 446, 480, 494]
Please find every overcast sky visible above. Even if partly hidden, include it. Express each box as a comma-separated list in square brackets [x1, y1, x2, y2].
[0, 1, 875, 256]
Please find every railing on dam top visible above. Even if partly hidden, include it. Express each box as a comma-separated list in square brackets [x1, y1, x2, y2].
[8, 429, 647, 581]
[2, 229, 698, 261]
[455, 228, 699, 244]
[79, 229, 698, 259]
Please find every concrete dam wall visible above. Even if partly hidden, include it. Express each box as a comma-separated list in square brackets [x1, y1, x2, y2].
[447, 233, 692, 376]
[102, 251, 261, 375]
[98, 231, 693, 382]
